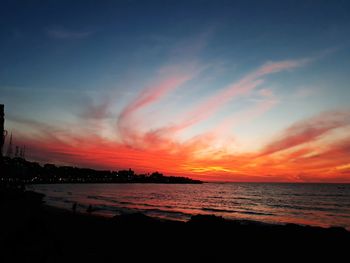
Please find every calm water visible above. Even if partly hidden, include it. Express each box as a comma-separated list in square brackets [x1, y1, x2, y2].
[28, 183, 350, 230]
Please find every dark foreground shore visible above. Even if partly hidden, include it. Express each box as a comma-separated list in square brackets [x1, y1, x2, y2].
[1, 188, 349, 262]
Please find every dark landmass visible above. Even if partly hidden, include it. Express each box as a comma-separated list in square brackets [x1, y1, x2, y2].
[0, 156, 202, 184]
[0, 186, 349, 262]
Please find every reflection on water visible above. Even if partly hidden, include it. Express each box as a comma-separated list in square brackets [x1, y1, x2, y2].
[28, 183, 350, 229]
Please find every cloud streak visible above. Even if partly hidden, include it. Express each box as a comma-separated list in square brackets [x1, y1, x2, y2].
[7, 47, 349, 182]
[149, 58, 307, 135]
[9, 106, 350, 183]
[259, 110, 350, 156]
[116, 63, 202, 146]
[118, 74, 192, 123]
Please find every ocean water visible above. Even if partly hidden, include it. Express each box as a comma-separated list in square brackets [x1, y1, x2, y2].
[28, 183, 350, 230]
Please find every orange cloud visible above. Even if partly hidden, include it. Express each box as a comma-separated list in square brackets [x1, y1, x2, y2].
[11, 116, 350, 183]
[6, 53, 350, 183]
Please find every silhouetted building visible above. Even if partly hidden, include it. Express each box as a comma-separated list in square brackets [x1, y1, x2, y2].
[150, 172, 164, 179]
[0, 104, 5, 157]
[7, 133, 13, 158]
[19, 145, 25, 159]
[118, 168, 135, 180]
[15, 146, 19, 158]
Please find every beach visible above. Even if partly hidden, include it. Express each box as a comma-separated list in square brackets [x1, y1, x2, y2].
[2, 1, 350, 262]
[1, 187, 349, 262]
[29, 182, 350, 229]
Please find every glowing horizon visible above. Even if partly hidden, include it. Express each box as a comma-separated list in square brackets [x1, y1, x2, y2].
[1, 1, 350, 182]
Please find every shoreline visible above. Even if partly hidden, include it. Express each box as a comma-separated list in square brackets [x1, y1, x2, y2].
[43, 201, 349, 231]
[30, 183, 350, 231]
[1, 188, 350, 261]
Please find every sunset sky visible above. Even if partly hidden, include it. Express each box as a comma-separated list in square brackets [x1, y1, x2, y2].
[1, 0, 350, 182]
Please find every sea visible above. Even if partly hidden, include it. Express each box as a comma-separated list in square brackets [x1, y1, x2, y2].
[28, 183, 350, 230]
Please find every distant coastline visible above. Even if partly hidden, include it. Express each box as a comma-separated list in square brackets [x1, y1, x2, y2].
[0, 157, 202, 184]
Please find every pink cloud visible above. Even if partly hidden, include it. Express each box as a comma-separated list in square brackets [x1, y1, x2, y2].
[259, 110, 350, 156]
[117, 64, 200, 143]
[156, 58, 307, 134]
[119, 75, 190, 120]
[9, 108, 350, 183]
[254, 59, 309, 76]
[115, 57, 308, 149]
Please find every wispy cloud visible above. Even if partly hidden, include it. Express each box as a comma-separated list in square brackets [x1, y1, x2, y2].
[8, 41, 349, 182]
[154, 58, 307, 134]
[10, 107, 350, 182]
[254, 59, 309, 76]
[118, 73, 191, 122]
[117, 63, 202, 144]
[259, 110, 350, 156]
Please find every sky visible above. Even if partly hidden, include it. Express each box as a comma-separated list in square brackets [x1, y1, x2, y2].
[1, 0, 350, 182]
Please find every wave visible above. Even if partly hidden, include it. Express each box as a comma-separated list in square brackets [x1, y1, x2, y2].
[202, 207, 238, 213]
[82, 200, 195, 220]
[240, 210, 273, 216]
[269, 203, 348, 213]
[87, 195, 178, 210]
[202, 207, 273, 216]
[112, 206, 193, 220]
[33, 183, 350, 229]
